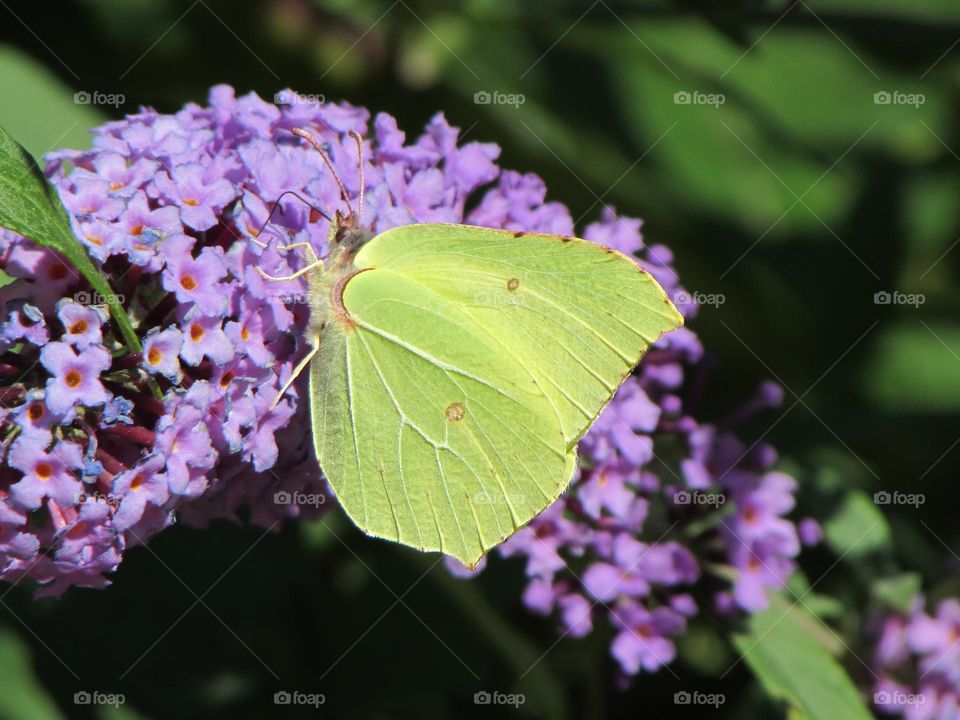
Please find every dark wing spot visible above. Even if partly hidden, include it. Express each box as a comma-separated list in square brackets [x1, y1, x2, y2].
[506, 277, 520, 291]
[445, 402, 466, 422]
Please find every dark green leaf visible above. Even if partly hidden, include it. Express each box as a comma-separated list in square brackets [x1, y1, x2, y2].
[0, 123, 141, 354]
[732, 594, 873, 720]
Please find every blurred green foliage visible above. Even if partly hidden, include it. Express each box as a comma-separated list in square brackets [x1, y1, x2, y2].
[0, 0, 959, 717]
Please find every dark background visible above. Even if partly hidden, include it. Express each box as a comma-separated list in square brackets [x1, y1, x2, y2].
[0, 1, 958, 717]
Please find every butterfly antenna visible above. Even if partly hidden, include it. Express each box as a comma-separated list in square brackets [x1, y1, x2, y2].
[291, 127, 354, 218]
[349, 130, 365, 223]
[252, 190, 331, 241]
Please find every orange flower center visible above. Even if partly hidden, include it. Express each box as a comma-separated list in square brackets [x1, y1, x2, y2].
[183, 198, 199, 206]
[147, 347, 162, 365]
[180, 274, 197, 291]
[87, 234, 103, 246]
[35, 462, 53, 479]
[220, 371, 235, 388]
[130, 474, 145, 491]
[130, 224, 144, 236]
[241, 327, 250, 341]
[109, 182, 123, 191]
[65, 370, 82, 388]
[27, 403, 44, 421]
[69, 320, 89, 335]
[189, 323, 204, 341]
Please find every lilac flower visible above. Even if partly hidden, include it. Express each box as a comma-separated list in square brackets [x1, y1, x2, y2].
[1, 301, 49, 346]
[153, 162, 237, 230]
[111, 455, 169, 532]
[55, 299, 104, 349]
[39, 342, 111, 414]
[870, 596, 960, 717]
[7, 436, 83, 510]
[179, 311, 234, 366]
[611, 604, 686, 673]
[141, 328, 183, 381]
[160, 234, 230, 315]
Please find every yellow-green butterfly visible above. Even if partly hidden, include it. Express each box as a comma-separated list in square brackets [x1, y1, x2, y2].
[262, 128, 682, 567]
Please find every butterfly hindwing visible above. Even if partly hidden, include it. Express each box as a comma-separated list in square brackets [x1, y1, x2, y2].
[310, 265, 572, 566]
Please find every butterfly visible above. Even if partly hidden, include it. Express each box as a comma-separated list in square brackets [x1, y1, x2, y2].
[259, 128, 682, 567]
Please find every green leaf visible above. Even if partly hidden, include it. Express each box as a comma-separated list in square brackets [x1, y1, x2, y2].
[823, 491, 892, 561]
[0, 627, 64, 720]
[872, 573, 922, 613]
[732, 593, 873, 720]
[0, 122, 141, 354]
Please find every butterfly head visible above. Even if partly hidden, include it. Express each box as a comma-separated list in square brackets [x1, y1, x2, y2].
[290, 127, 372, 258]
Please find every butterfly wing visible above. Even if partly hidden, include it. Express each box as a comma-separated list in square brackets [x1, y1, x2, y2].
[310, 266, 573, 566]
[353, 224, 683, 446]
[311, 223, 681, 566]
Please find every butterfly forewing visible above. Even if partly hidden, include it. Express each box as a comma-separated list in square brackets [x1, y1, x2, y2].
[353, 224, 683, 447]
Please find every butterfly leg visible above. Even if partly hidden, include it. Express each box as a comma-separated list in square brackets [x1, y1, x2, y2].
[276, 241, 320, 264]
[255, 260, 324, 282]
[271, 340, 320, 409]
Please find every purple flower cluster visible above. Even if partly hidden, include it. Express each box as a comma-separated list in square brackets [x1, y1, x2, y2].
[448, 214, 815, 677]
[871, 596, 960, 718]
[0, 84, 812, 652]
